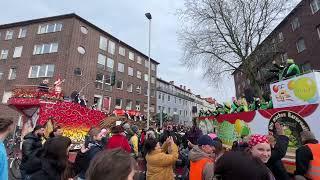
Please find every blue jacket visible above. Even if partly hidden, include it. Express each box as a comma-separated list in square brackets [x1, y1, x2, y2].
[0, 141, 8, 180]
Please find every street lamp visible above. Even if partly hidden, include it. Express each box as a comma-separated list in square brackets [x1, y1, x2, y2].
[145, 12, 152, 129]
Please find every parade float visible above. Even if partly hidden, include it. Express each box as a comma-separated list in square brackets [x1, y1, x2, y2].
[197, 71, 320, 173]
[7, 78, 143, 148]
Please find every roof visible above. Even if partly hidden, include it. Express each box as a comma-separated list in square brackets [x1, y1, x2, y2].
[156, 78, 192, 95]
[0, 13, 160, 65]
[232, 0, 305, 75]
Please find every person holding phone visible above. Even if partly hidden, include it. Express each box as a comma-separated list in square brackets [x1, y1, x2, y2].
[144, 136, 178, 180]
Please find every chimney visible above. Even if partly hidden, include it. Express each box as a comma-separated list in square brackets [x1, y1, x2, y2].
[187, 89, 191, 92]
[169, 81, 174, 85]
[184, 86, 186, 90]
[180, 85, 183, 88]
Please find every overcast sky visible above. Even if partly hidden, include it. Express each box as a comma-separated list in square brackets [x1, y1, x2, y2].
[1, 0, 263, 102]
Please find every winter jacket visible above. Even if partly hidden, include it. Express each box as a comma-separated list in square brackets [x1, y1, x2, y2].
[21, 132, 43, 168]
[189, 146, 214, 180]
[146, 142, 179, 180]
[295, 139, 319, 179]
[106, 134, 131, 153]
[24, 157, 62, 180]
[266, 135, 290, 180]
[130, 135, 139, 157]
[75, 142, 103, 179]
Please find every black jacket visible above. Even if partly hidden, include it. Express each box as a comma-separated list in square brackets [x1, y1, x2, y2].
[74, 142, 103, 179]
[21, 132, 43, 167]
[266, 135, 290, 180]
[295, 139, 319, 179]
[24, 157, 62, 180]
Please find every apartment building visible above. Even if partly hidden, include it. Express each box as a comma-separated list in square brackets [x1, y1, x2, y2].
[0, 13, 159, 120]
[234, 0, 320, 97]
[156, 78, 215, 125]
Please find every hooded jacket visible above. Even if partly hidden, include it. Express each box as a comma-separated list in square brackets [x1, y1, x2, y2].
[189, 146, 214, 180]
[146, 142, 178, 180]
[21, 132, 43, 167]
[24, 157, 62, 180]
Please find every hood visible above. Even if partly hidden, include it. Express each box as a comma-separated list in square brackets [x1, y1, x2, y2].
[189, 146, 212, 162]
[23, 132, 40, 140]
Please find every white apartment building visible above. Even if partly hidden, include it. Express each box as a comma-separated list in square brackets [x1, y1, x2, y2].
[156, 78, 215, 125]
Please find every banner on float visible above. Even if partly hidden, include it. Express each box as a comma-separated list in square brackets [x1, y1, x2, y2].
[270, 72, 320, 108]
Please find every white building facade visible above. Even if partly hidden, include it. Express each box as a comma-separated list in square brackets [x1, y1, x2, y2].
[156, 78, 215, 125]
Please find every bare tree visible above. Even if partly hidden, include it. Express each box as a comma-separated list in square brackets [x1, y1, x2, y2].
[179, 0, 296, 95]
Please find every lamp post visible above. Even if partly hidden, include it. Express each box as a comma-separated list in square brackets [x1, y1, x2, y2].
[145, 12, 152, 129]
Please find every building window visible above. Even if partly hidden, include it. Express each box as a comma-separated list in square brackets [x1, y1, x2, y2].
[136, 85, 141, 94]
[104, 72, 112, 85]
[136, 102, 141, 111]
[278, 32, 284, 42]
[127, 84, 133, 92]
[28, 65, 55, 78]
[137, 71, 141, 79]
[158, 93, 161, 99]
[296, 38, 306, 53]
[291, 17, 300, 31]
[168, 95, 171, 101]
[108, 40, 115, 55]
[125, 100, 132, 110]
[116, 80, 123, 90]
[74, 68, 82, 76]
[38, 23, 62, 34]
[95, 73, 104, 89]
[129, 51, 134, 61]
[18, 28, 27, 38]
[317, 25, 320, 40]
[0, 50, 9, 60]
[281, 53, 288, 63]
[151, 77, 155, 84]
[302, 62, 312, 72]
[151, 89, 155, 97]
[128, 67, 133, 76]
[118, 63, 124, 72]
[144, 74, 149, 82]
[77, 46, 86, 54]
[33, 43, 58, 55]
[151, 63, 156, 71]
[97, 54, 106, 69]
[8, 68, 16, 80]
[80, 26, 88, 34]
[310, 0, 320, 14]
[145, 60, 149, 68]
[144, 87, 148, 96]
[119, 46, 125, 56]
[137, 56, 142, 64]
[107, 58, 114, 71]
[2, 91, 12, 104]
[13, 46, 23, 58]
[99, 36, 108, 51]
[5, 30, 13, 40]
[115, 98, 122, 109]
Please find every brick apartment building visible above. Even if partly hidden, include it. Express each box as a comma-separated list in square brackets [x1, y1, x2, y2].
[234, 0, 320, 98]
[0, 13, 159, 120]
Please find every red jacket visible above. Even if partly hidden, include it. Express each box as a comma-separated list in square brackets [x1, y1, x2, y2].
[105, 134, 131, 153]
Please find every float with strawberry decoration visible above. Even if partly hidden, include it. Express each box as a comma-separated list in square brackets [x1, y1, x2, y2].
[197, 71, 320, 173]
[7, 78, 145, 148]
